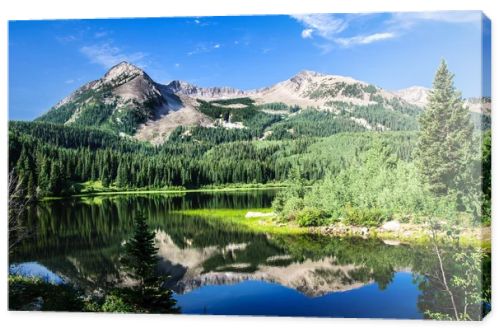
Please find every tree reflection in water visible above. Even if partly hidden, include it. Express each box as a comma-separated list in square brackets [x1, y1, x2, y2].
[9, 192, 490, 318]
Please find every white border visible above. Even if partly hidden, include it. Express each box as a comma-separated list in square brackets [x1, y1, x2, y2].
[0, 1, 497, 333]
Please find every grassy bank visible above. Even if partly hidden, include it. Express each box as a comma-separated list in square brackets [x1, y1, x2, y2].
[374, 228, 491, 249]
[177, 208, 307, 235]
[177, 208, 490, 249]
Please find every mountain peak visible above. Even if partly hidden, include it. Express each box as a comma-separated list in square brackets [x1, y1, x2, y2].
[398, 85, 429, 92]
[164, 80, 201, 95]
[109, 61, 141, 71]
[395, 86, 429, 108]
[292, 70, 323, 80]
[103, 61, 145, 83]
[166, 79, 197, 90]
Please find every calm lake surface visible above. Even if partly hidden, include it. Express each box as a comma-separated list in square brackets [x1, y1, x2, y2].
[10, 190, 487, 319]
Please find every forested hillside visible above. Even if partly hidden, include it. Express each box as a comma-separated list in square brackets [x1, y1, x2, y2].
[9, 120, 416, 197]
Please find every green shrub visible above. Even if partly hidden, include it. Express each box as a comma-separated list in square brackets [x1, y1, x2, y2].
[296, 208, 329, 227]
[271, 190, 288, 214]
[100, 294, 135, 313]
[282, 197, 305, 221]
[8, 275, 83, 311]
[342, 205, 389, 227]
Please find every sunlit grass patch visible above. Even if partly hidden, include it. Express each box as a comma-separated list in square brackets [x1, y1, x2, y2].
[177, 208, 307, 235]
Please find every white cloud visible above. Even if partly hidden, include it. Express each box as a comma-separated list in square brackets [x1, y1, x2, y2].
[381, 11, 481, 41]
[390, 11, 480, 28]
[301, 28, 314, 39]
[292, 14, 347, 40]
[80, 43, 146, 68]
[187, 42, 222, 56]
[292, 13, 393, 51]
[292, 11, 480, 52]
[191, 18, 211, 27]
[335, 32, 396, 47]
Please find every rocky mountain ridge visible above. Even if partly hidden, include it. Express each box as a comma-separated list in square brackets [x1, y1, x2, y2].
[37, 61, 488, 144]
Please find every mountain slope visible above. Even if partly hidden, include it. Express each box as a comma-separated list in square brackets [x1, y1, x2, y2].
[134, 93, 213, 145]
[37, 62, 428, 143]
[37, 62, 169, 135]
[395, 86, 492, 116]
[165, 70, 422, 112]
[252, 70, 412, 111]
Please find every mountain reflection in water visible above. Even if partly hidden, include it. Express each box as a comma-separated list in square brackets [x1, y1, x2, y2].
[10, 191, 490, 319]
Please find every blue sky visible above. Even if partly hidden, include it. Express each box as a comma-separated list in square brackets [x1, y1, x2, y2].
[9, 11, 490, 120]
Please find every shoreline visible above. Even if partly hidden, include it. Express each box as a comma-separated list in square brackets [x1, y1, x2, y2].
[309, 223, 491, 249]
[177, 209, 491, 249]
[41, 184, 287, 201]
[40, 190, 490, 249]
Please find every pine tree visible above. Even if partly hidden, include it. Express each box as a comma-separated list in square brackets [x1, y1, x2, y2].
[289, 164, 307, 199]
[101, 165, 111, 187]
[26, 171, 36, 200]
[116, 160, 128, 188]
[121, 212, 158, 286]
[37, 156, 51, 197]
[49, 161, 62, 195]
[416, 60, 478, 212]
[119, 212, 178, 313]
[15, 147, 34, 198]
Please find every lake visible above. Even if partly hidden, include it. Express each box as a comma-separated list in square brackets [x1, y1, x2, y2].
[9, 190, 488, 319]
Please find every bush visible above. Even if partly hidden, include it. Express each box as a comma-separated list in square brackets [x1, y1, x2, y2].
[8, 275, 83, 311]
[100, 294, 135, 313]
[271, 190, 287, 214]
[342, 205, 389, 227]
[296, 208, 329, 227]
[281, 197, 305, 220]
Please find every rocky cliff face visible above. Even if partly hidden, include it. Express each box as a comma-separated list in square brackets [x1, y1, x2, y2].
[164, 80, 247, 99]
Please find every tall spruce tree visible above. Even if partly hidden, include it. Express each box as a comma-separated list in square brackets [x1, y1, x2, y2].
[416, 60, 478, 213]
[119, 212, 178, 313]
[122, 212, 159, 286]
